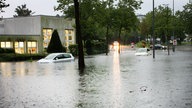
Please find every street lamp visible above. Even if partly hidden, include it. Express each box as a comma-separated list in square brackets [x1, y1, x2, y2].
[152, 0, 155, 58]
[172, 0, 175, 52]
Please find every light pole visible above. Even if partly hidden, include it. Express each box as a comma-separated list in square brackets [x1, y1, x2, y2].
[152, 0, 155, 58]
[172, 0, 175, 52]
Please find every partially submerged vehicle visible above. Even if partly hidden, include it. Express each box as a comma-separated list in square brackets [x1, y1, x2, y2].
[37, 53, 75, 63]
[135, 48, 150, 56]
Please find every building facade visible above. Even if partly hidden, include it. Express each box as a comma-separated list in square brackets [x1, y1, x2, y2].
[0, 15, 76, 54]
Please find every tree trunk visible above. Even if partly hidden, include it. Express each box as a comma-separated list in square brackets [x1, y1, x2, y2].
[74, 0, 85, 70]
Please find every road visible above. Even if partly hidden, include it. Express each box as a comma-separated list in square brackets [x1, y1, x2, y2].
[0, 45, 192, 108]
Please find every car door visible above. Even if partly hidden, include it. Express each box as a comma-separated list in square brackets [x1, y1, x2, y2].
[61, 53, 73, 62]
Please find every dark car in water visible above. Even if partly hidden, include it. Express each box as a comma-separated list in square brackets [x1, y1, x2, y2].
[150, 44, 167, 50]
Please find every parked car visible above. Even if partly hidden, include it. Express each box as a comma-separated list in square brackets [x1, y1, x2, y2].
[37, 53, 75, 63]
[150, 44, 167, 50]
[135, 48, 150, 56]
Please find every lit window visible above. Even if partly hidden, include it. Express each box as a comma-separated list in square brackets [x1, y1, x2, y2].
[1, 42, 5, 48]
[27, 41, 37, 54]
[43, 28, 53, 48]
[15, 42, 24, 54]
[0, 42, 12, 48]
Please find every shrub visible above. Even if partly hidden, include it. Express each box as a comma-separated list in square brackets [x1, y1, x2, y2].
[0, 53, 46, 62]
[0, 48, 15, 53]
[92, 41, 106, 54]
[47, 29, 66, 53]
[68, 44, 78, 56]
[85, 40, 93, 55]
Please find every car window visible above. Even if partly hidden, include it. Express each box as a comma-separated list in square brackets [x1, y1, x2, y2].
[54, 54, 71, 60]
[54, 54, 63, 60]
[63, 54, 71, 58]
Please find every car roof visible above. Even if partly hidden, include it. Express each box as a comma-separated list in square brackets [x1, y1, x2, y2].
[48, 53, 72, 55]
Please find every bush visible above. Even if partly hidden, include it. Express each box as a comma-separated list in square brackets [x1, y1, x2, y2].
[0, 53, 46, 62]
[0, 48, 15, 53]
[136, 41, 150, 48]
[68, 44, 78, 56]
[85, 40, 93, 55]
[92, 41, 106, 54]
[47, 29, 66, 53]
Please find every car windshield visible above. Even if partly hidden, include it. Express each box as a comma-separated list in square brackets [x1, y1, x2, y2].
[137, 48, 147, 52]
[44, 54, 58, 60]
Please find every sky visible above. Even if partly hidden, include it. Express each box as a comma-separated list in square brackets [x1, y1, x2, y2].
[0, 0, 190, 18]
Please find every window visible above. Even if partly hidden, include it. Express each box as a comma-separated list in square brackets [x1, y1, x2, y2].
[68, 36, 72, 40]
[43, 28, 53, 48]
[15, 42, 24, 54]
[27, 41, 37, 54]
[64, 29, 74, 47]
[0, 42, 12, 48]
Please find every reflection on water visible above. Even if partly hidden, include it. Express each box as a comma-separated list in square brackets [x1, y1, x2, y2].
[0, 49, 192, 108]
[112, 49, 122, 108]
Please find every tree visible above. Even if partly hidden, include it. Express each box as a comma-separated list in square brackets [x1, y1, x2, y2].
[47, 29, 66, 53]
[0, 0, 9, 13]
[141, 6, 178, 43]
[14, 4, 34, 17]
[177, 3, 192, 36]
[112, 0, 142, 53]
[74, 0, 85, 70]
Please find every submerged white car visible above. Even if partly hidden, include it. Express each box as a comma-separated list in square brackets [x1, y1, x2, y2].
[135, 48, 150, 56]
[37, 53, 75, 63]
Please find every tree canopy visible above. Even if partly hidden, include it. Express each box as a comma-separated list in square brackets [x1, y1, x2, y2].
[139, 4, 187, 44]
[55, 0, 142, 44]
[0, 0, 9, 13]
[176, 3, 192, 35]
[14, 4, 34, 17]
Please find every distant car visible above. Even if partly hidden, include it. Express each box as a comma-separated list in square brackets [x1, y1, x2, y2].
[37, 53, 75, 63]
[135, 48, 150, 56]
[161, 45, 167, 49]
[150, 44, 167, 50]
[154, 44, 162, 49]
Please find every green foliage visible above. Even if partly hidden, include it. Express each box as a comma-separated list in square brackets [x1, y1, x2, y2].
[55, 0, 142, 44]
[92, 41, 106, 54]
[47, 29, 66, 53]
[141, 5, 186, 44]
[0, 0, 9, 13]
[14, 4, 34, 17]
[85, 40, 93, 55]
[177, 3, 192, 35]
[0, 53, 46, 62]
[136, 41, 150, 48]
[68, 44, 78, 56]
[0, 48, 15, 53]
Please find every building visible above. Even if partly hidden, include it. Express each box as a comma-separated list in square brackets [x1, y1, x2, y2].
[137, 14, 145, 22]
[0, 15, 76, 54]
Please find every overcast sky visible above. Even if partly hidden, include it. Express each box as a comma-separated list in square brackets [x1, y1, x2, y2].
[0, 0, 190, 18]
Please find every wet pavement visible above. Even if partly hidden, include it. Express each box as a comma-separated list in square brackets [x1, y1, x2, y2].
[0, 46, 192, 108]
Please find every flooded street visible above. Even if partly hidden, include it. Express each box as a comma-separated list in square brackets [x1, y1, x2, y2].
[0, 46, 192, 108]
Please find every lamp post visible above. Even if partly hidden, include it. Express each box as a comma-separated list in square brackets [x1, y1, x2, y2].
[152, 0, 155, 58]
[172, 0, 175, 52]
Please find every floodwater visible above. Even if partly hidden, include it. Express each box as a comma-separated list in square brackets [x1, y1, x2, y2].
[0, 46, 192, 108]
